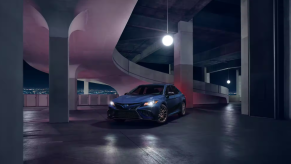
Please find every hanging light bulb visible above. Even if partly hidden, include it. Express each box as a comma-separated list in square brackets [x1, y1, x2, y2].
[162, 35, 173, 46]
[162, 0, 173, 46]
[227, 80, 231, 84]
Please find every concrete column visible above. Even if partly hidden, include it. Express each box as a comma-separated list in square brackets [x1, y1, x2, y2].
[241, 0, 250, 115]
[49, 38, 69, 122]
[241, 0, 284, 118]
[45, 9, 75, 122]
[174, 21, 193, 108]
[238, 75, 241, 97]
[0, 0, 23, 163]
[284, 0, 291, 119]
[204, 67, 210, 83]
[236, 69, 241, 97]
[84, 81, 89, 94]
[68, 65, 81, 111]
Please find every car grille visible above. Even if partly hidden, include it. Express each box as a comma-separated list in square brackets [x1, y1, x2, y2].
[112, 110, 140, 119]
[115, 103, 141, 110]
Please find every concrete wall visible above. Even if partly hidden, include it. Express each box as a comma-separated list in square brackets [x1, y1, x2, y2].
[193, 92, 228, 104]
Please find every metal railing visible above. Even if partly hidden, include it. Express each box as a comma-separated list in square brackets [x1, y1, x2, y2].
[23, 94, 119, 107]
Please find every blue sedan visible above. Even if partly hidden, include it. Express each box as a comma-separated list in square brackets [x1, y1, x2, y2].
[108, 84, 186, 123]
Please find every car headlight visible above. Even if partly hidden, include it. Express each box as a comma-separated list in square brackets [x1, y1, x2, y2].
[109, 101, 115, 106]
[144, 100, 158, 107]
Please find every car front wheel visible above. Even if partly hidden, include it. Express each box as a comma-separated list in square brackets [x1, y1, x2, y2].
[157, 104, 168, 124]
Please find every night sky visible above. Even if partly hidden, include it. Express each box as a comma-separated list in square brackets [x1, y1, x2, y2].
[23, 61, 236, 92]
[211, 69, 236, 93]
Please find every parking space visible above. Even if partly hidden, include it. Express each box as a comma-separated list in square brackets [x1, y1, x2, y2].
[24, 103, 291, 164]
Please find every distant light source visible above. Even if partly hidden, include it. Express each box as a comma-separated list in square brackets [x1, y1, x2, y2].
[227, 80, 231, 84]
[162, 35, 173, 46]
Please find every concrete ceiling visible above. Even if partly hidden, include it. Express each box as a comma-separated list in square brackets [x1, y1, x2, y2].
[33, 0, 242, 69]
[206, 59, 241, 73]
[33, 0, 79, 12]
[116, 0, 241, 67]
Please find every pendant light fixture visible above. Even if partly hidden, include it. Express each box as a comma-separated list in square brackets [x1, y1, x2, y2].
[162, 0, 173, 46]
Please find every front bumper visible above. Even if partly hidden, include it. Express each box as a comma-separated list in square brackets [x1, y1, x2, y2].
[107, 104, 159, 120]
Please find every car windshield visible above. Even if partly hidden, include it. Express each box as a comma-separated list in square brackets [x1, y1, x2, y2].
[129, 85, 164, 95]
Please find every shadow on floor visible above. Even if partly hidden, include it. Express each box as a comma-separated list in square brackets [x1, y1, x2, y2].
[91, 113, 190, 130]
[193, 103, 241, 114]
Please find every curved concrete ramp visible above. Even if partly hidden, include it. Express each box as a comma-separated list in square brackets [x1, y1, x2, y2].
[112, 49, 229, 104]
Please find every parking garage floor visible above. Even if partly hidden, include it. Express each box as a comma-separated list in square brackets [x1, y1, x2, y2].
[24, 103, 291, 164]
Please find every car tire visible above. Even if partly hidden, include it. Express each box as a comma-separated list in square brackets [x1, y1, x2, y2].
[114, 119, 126, 123]
[157, 104, 168, 124]
[178, 102, 186, 116]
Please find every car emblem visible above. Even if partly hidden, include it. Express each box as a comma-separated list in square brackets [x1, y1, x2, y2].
[122, 104, 128, 108]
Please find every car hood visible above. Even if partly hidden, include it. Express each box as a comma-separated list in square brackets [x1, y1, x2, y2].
[113, 94, 164, 104]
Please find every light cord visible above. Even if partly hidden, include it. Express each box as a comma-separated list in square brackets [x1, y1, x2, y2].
[167, 0, 168, 34]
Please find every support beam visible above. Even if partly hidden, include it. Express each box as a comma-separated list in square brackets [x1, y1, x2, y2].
[207, 59, 241, 73]
[284, 0, 291, 119]
[84, 81, 89, 94]
[241, 0, 249, 115]
[236, 69, 241, 97]
[131, 40, 163, 63]
[46, 9, 74, 123]
[182, 0, 212, 21]
[68, 65, 81, 111]
[0, 0, 23, 163]
[125, 13, 240, 37]
[204, 67, 210, 83]
[174, 21, 193, 108]
[127, 14, 177, 33]
[49, 37, 69, 122]
[193, 40, 240, 67]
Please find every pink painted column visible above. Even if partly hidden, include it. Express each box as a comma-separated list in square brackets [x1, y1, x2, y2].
[174, 21, 193, 108]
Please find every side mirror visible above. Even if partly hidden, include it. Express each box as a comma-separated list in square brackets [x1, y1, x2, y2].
[168, 92, 174, 95]
[166, 92, 174, 98]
